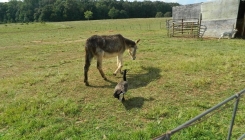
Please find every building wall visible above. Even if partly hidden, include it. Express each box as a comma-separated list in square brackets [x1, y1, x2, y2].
[172, 3, 201, 20]
[201, 19, 237, 37]
[201, 0, 240, 37]
[201, 0, 239, 20]
[172, 0, 241, 38]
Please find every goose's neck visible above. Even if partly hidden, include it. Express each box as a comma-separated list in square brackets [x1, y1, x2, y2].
[123, 71, 127, 81]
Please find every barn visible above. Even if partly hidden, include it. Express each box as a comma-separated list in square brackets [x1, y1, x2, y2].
[171, 0, 245, 38]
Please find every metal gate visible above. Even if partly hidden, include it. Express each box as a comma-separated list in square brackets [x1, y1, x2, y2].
[154, 89, 245, 140]
[166, 18, 206, 38]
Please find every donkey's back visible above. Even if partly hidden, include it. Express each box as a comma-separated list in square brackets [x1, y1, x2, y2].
[86, 34, 128, 56]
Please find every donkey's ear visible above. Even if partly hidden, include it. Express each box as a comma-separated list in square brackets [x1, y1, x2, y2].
[135, 39, 140, 44]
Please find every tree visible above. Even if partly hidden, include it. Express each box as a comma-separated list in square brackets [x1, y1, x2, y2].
[39, 5, 53, 21]
[95, 2, 109, 19]
[0, 0, 180, 23]
[0, 3, 7, 23]
[164, 12, 172, 17]
[6, 0, 21, 22]
[108, 7, 119, 19]
[155, 12, 163, 18]
[51, 0, 65, 21]
[21, 0, 39, 22]
[119, 10, 128, 19]
[63, 0, 81, 21]
[84, 10, 93, 20]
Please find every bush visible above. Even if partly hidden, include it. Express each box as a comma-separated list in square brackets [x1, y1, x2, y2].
[155, 12, 163, 18]
[164, 12, 172, 17]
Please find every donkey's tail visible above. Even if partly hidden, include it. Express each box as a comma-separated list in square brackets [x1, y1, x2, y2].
[84, 38, 95, 60]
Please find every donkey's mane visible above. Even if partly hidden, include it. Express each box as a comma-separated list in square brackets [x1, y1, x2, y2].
[124, 37, 136, 47]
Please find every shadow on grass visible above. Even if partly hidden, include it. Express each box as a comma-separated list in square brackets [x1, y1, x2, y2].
[127, 66, 161, 89]
[122, 97, 154, 110]
[88, 79, 117, 88]
[87, 66, 161, 89]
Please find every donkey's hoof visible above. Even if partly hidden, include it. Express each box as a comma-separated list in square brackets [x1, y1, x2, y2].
[104, 77, 108, 81]
[113, 73, 117, 76]
[84, 82, 90, 86]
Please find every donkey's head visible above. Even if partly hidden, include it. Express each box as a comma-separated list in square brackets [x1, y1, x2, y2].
[128, 39, 140, 60]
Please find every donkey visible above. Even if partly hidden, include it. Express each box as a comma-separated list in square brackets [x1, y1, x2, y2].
[84, 34, 140, 86]
[218, 29, 238, 40]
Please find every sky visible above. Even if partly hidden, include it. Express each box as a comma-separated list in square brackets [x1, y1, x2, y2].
[0, 0, 213, 5]
[163, 0, 213, 5]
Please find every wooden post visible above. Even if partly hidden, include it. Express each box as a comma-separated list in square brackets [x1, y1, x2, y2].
[198, 13, 202, 38]
[181, 19, 184, 34]
[191, 22, 193, 37]
[242, 12, 245, 36]
[172, 22, 174, 37]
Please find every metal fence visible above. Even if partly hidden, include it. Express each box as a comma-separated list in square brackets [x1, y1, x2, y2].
[154, 89, 245, 140]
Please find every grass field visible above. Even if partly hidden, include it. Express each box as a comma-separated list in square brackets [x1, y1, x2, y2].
[0, 18, 244, 140]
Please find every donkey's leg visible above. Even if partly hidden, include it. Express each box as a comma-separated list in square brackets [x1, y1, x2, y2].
[113, 55, 123, 75]
[97, 55, 107, 80]
[84, 52, 93, 86]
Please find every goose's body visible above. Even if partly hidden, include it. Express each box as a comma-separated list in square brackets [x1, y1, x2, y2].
[114, 70, 128, 101]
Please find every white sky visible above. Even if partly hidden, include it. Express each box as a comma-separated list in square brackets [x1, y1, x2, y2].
[162, 0, 213, 5]
[0, 0, 213, 5]
[0, 0, 8, 2]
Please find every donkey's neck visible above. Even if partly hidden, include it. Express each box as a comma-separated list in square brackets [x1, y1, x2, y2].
[123, 70, 127, 81]
[124, 38, 136, 48]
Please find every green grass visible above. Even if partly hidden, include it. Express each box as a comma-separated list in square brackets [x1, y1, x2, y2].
[0, 18, 245, 140]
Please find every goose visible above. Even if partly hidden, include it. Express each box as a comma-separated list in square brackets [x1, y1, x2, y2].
[114, 69, 128, 101]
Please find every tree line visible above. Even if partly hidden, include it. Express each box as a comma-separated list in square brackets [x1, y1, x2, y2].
[0, 0, 180, 23]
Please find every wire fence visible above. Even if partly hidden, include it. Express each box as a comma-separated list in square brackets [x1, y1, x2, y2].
[154, 89, 245, 140]
[80, 22, 166, 31]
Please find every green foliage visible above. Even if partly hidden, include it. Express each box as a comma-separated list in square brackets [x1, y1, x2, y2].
[84, 10, 93, 20]
[108, 7, 119, 19]
[0, 18, 244, 139]
[164, 11, 172, 17]
[155, 12, 163, 18]
[0, 0, 179, 23]
[119, 10, 128, 19]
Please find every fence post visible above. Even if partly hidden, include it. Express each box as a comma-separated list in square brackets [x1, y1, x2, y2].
[166, 133, 171, 140]
[166, 20, 169, 37]
[172, 22, 174, 37]
[198, 13, 202, 38]
[181, 19, 183, 34]
[227, 94, 240, 140]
